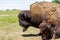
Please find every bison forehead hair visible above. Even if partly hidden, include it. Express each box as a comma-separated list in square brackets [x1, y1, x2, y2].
[18, 10, 31, 26]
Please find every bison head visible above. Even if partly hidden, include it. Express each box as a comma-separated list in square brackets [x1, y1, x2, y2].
[18, 10, 31, 32]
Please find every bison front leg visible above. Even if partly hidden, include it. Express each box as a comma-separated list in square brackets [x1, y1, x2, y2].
[39, 21, 51, 40]
[39, 21, 48, 35]
[42, 33, 50, 40]
[51, 26, 56, 40]
[51, 32, 55, 40]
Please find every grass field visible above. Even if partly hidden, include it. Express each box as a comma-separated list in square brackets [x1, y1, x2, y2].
[0, 10, 60, 40]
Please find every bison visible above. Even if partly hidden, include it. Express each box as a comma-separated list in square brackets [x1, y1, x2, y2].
[18, 2, 60, 40]
[18, 10, 55, 40]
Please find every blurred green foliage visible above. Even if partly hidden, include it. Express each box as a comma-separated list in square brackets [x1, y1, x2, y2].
[0, 10, 20, 26]
[52, 0, 60, 4]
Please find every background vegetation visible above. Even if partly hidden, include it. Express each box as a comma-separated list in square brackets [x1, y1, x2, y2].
[52, 0, 60, 4]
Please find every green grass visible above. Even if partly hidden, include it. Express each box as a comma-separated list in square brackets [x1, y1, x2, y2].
[0, 10, 19, 26]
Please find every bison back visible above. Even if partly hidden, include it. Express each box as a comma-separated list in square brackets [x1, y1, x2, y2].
[30, 2, 60, 25]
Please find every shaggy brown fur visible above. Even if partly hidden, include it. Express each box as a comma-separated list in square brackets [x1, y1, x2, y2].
[30, 2, 60, 25]
[30, 2, 60, 40]
[18, 2, 60, 40]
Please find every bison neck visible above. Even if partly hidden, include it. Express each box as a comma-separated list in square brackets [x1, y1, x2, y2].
[30, 19, 42, 28]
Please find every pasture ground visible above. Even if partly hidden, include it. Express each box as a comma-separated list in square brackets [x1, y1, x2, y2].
[0, 10, 60, 40]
